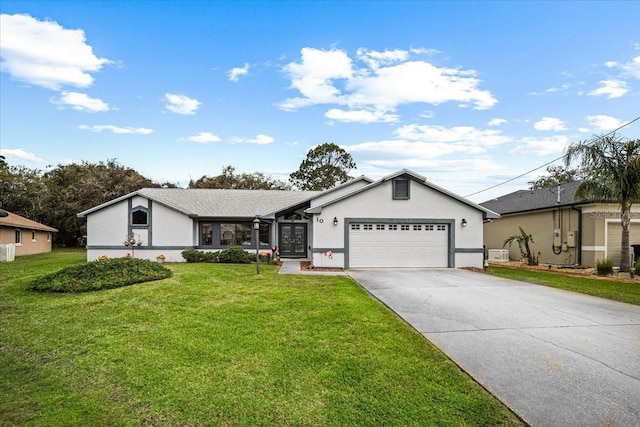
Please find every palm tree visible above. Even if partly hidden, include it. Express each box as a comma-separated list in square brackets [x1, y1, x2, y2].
[565, 134, 640, 271]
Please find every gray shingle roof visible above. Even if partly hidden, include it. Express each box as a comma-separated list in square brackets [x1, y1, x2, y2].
[480, 181, 585, 215]
[78, 188, 321, 218]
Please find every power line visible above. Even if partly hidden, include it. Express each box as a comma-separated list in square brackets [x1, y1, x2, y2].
[464, 115, 640, 198]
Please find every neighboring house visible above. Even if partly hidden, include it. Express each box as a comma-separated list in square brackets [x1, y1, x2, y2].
[78, 169, 499, 268]
[481, 181, 640, 267]
[0, 210, 58, 257]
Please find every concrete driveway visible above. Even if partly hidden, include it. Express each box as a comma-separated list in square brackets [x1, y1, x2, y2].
[349, 269, 640, 427]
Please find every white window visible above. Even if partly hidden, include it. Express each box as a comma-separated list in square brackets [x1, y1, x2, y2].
[47, 232, 52, 242]
[413, 225, 422, 231]
[31, 230, 36, 241]
[437, 225, 446, 231]
[15, 229, 22, 245]
[376, 224, 385, 230]
[401, 224, 410, 231]
[388, 224, 398, 231]
[351, 224, 360, 230]
[363, 224, 373, 230]
[425, 225, 434, 231]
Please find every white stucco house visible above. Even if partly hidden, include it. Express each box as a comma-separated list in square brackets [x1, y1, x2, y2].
[77, 169, 499, 268]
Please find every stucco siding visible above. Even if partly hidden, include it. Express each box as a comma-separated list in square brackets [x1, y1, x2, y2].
[310, 180, 371, 208]
[312, 180, 484, 268]
[151, 202, 193, 247]
[1, 228, 53, 256]
[484, 208, 580, 265]
[87, 202, 129, 246]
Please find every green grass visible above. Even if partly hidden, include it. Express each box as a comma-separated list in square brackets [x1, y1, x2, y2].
[487, 265, 640, 305]
[1, 249, 522, 426]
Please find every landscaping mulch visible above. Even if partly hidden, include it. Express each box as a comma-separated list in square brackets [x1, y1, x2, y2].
[488, 261, 639, 283]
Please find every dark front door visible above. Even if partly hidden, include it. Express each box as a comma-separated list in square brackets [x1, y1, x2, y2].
[279, 223, 307, 257]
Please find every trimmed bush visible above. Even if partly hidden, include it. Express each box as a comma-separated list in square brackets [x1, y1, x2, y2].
[635, 259, 640, 273]
[29, 257, 172, 292]
[217, 246, 255, 264]
[181, 249, 217, 263]
[181, 247, 255, 264]
[596, 258, 614, 276]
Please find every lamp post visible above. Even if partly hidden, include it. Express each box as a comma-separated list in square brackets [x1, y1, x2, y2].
[253, 217, 260, 275]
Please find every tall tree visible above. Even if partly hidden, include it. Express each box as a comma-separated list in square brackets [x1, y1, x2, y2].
[289, 143, 356, 190]
[189, 165, 290, 190]
[0, 163, 46, 219]
[41, 159, 157, 246]
[565, 134, 640, 271]
[528, 165, 585, 190]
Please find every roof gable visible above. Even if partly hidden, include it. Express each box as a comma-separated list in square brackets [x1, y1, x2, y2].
[306, 169, 500, 219]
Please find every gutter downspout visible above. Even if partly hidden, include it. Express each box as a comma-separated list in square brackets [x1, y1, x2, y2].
[571, 206, 582, 266]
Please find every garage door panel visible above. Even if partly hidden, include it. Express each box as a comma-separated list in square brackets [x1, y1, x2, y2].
[349, 222, 448, 268]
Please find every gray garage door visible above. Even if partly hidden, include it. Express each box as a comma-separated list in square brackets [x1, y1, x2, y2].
[349, 222, 448, 268]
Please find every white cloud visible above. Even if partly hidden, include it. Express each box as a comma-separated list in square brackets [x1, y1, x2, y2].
[509, 135, 570, 156]
[279, 47, 497, 115]
[534, 117, 566, 131]
[232, 134, 274, 145]
[394, 124, 511, 147]
[0, 13, 110, 90]
[588, 79, 628, 98]
[585, 115, 624, 131]
[356, 48, 409, 69]
[78, 125, 153, 134]
[621, 56, 640, 79]
[0, 148, 43, 162]
[228, 63, 249, 82]
[185, 132, 221, 143]
[325, 108, 399, 123]
[488, 118, 507, 126]
[279, 47, 353, 110]
[164, 93, 201, 115]
[51, 91, 109, 112]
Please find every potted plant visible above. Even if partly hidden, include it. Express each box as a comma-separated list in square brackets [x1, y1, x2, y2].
[156, 254, 166, 264]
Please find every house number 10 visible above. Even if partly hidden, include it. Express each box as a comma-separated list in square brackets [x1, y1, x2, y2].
[316, 218, 324, 223]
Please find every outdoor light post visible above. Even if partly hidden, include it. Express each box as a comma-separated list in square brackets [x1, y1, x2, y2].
[253, 217, 260, 275]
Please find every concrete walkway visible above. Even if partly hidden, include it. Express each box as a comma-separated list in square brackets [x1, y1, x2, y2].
[349, 268, 640, 427]
[278, 260, 348, 276]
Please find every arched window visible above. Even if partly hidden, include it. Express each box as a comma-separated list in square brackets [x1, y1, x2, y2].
[131, 208, 148, 225]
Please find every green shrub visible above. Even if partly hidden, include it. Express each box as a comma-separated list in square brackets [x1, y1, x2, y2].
[181, 247, 254, 264]
[29, 257, 172, 292]
[596, 258, 614, 276]
[217, 246, 254, 264]
[181, 249, 217, 263]
[635, 258, 640, 273]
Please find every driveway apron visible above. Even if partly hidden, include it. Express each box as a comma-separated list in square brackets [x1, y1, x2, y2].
[349, 269, 640, 427]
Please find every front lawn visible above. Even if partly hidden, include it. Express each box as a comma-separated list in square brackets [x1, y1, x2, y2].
[487, 265, 640, 305]
[0, 249, 522, 426]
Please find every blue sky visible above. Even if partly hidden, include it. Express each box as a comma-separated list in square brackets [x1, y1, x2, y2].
[1, 1, 638, 202]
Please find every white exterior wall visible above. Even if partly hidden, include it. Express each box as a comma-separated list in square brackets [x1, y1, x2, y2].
[85, 197, 195, 262]
[310, 180, 371, 208]
[87, 202, 129, 246]
[311, 180, 485, 268]
[152, 203, 193, 247]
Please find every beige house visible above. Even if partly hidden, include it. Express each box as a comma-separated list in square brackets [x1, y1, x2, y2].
[0, 210, 58, 257]
[481, 181, 640, 267]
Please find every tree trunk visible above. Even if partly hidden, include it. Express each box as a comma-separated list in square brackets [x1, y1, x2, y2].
[620, 207, 631, 272]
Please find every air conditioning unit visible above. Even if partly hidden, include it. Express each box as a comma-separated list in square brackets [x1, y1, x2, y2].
[0, 243, 16, 262]
[487, 249, 509, 262]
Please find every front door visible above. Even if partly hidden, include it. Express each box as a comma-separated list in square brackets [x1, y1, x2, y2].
[279, 223, 307, 258]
